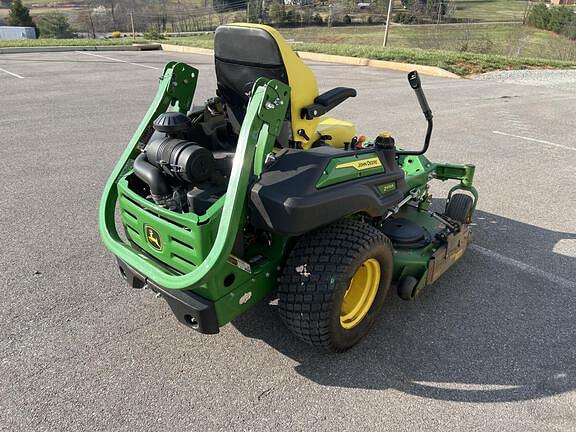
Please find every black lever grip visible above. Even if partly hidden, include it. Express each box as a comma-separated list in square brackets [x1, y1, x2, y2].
[408, 71, 432, 121]
[408, 70, 421, 89]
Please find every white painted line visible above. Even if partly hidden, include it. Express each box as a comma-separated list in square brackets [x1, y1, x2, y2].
[0, 67, 24, 79]
[412, 381, 522, 391]
[471, 244, 576, 290]
[75, 51, 158, 70]
[493, 130, 575, 152]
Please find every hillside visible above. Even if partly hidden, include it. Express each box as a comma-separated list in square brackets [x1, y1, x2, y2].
[1, 0, 575, 62]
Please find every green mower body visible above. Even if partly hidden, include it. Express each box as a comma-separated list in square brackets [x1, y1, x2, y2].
[99, 24, 477, 351]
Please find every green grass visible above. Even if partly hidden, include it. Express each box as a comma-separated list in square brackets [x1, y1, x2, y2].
[293, 43, 576, 75]
[170, 24, 576, 63]
[0, 38, 150, 48]
[163, 33, 576, 76]
[278, 24, 576, 61]
[451, 0, 528, 22]
[160, 36, 214, 49]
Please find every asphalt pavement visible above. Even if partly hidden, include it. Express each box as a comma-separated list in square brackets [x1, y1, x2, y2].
[1, 50, 575, 431]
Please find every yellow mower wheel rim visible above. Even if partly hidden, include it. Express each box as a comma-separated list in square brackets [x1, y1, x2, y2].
[340, 258, 381, 330]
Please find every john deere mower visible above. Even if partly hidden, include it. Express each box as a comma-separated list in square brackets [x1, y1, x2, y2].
[99, 24, 478, 351]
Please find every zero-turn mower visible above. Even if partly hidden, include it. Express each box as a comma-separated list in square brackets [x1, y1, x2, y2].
[99, 24, 478, 351]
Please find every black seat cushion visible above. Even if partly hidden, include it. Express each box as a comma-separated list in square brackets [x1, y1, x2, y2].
[214, 26, 288, 123]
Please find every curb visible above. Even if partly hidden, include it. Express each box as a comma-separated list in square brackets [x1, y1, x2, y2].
[160, 44, 214, 56]
[160, 43, 459, 79]
[297, 51, 370, 67]
[297, 51, 460, 79]
[0, 43, 161, 55]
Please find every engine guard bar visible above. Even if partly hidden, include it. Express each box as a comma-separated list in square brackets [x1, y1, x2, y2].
[99, 62, 290, 290]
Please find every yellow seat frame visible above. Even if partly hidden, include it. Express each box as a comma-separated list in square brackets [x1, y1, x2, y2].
[228, 23, 355, 149]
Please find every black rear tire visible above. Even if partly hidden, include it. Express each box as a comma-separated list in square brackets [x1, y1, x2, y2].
[278, 219, 394, 352]
[445, 193, 474, 224]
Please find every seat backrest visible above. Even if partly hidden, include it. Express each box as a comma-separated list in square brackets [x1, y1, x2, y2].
[214, 23, 320, 148]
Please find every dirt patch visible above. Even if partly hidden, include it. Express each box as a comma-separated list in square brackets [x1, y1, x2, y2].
[318, 37, 345, 44]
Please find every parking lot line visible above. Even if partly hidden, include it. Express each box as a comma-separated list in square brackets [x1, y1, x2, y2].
[471, 244, 576, 290]
[493, 130, 575, 152]
[0, 67, 24, 79]
[75, 51, 159, 70]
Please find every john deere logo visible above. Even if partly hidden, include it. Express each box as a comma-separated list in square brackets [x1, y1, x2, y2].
[336, 157, 382, 171]
[145, 226, 162, 251]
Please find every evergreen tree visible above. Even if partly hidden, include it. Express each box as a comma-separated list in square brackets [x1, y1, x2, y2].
[526, 2, 551, 30]
[38, 12, 75, 38]
[548, 6, 573, 33]
[8, 0, 34, 27]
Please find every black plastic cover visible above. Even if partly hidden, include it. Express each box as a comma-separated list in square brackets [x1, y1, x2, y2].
[144, 137, 215, 184]
[380, 217, 431, 249]
[153, 112, 193, 135]
[250, 147, 406, 236]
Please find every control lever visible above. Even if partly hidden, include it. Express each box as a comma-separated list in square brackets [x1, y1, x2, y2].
[397, 70, 434, 156]
[408, 71, 433, 122]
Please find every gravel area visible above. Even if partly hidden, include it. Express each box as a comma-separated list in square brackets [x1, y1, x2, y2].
[474, 69, 576, 86]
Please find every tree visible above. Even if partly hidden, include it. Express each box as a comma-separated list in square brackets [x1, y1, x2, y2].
[526, 2, 550, 30]
[213, 0, 247, 13]
[526, 3, 575, 40]
[268, 1, 285, 24]
[106, 0, 117, 28]
[77, 10, 97, 38]
[548, 6, 573, 33]
[400, 0, 453, 22]
[284, 6, 298, 26]
[37, 13, 75, 38]
[301, 6, 313, 25]
[246, 0, 260, 22]
[312, 12, 323, 25]
[371, 0, 388, 15]
[561, 20, 576, 41]
[8, 0, 34, 27]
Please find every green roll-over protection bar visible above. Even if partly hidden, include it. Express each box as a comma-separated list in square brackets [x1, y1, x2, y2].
[99, 62, 290, 291]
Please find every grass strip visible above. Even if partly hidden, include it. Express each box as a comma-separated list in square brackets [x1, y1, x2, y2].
[2, 35, 574, 75]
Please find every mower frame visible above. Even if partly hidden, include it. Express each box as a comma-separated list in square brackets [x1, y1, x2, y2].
[100, 61, 477, 335]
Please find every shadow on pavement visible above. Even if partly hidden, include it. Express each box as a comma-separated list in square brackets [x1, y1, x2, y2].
[232, 209, 576, 403]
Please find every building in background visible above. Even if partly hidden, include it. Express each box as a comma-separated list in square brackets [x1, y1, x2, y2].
[550, 0, 576, 5]
[0, 26, 36, 40]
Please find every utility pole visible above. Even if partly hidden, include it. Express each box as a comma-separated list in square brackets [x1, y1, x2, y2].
[130, 11, 135, 40]
[383, 0, 393, 47]
[247, 0, 250, 22]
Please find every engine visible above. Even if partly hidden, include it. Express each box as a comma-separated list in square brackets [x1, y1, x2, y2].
[133, 110, 232, 214]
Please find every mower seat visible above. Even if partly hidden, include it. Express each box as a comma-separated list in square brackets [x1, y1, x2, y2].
[214, 23, 356, 149]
